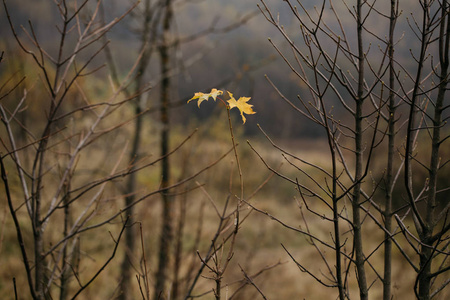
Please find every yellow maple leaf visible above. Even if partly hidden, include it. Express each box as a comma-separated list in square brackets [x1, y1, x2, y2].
[187, 88, 223, 107]
[226, 91, 256, 124]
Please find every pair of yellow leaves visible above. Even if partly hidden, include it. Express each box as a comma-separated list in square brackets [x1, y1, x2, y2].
[188, 88, 256, 124]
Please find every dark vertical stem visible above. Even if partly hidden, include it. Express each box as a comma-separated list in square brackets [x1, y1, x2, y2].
[426, 0, 448, 233]
[215, 277, 221, 300]
[31, 12, 67, 300]
[404, 0, 429, 233]
[118, 102, 143, 300]
[13, 277, 18, 300]
[331, 139, 344, 300]
[402, 1, 440, 299]
[319, 76, 344, 299]
[60, 180, 71, 300]
[154, 0, 173, 298]
[33, 117, 52, 300]
[418, 2, 448, 299]
[383, 1, 397, 299]
[1, 156, 37, 299]
[353, 1, 368, 299]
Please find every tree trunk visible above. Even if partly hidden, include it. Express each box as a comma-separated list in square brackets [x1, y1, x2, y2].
[418, 4, 448, 297]
[154, 1, 173, 298]
[33, 124, 53, 300]
[353, 1, 368, 298]
[118, 101, 143, 299]
[60, 180, 72, 300]
[383, 1, 398, 299]
[117, 1, 152, 298]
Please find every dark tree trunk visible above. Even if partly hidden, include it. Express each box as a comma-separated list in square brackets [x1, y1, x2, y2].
[154, 1, 174, 298]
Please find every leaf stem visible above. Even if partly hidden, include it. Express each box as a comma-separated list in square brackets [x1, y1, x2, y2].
[226, 106, 243, 232]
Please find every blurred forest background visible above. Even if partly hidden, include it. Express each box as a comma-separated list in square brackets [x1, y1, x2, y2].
[0, 0, 449, 299]
[1, 0, 439, 137]
[0, 0, 344, 138]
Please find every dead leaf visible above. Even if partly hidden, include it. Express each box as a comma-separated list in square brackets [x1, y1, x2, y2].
[187, 88, 223, 107]
[226, 91, 256, 124]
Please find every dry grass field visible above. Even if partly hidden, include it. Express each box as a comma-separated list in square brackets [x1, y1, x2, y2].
[1, 123, 447, 299]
